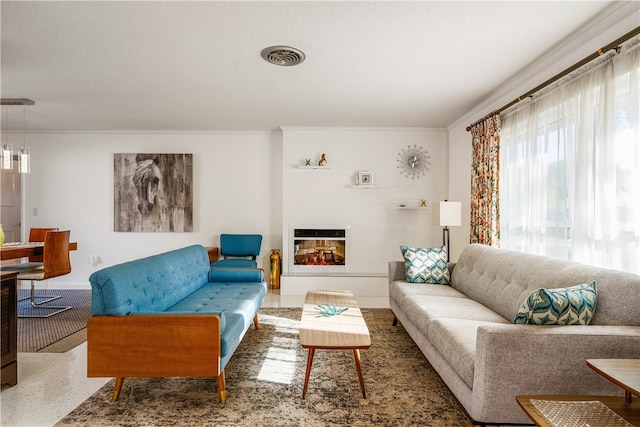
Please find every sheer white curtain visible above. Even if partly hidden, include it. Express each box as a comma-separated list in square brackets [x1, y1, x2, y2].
[501, 42, 639, 274]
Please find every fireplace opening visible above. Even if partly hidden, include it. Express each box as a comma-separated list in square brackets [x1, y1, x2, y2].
[291, 228, 348, 273]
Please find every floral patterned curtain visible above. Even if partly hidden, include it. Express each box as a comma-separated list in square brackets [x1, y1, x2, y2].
[470, 114, 500, 245]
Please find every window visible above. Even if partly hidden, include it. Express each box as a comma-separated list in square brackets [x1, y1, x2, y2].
[500, 42, 640, 274]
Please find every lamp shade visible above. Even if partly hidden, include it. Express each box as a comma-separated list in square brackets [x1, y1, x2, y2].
[432, 201, 461, 227]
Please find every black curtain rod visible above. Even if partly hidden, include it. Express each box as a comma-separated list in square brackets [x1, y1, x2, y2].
[466, 26, 640, 132]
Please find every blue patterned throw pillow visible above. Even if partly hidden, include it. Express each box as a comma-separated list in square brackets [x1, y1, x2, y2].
[400, 245, 450, 285]
[513, 281, 597, 325]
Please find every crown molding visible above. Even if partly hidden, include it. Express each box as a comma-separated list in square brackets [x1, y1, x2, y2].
[448, 1, 640, 131]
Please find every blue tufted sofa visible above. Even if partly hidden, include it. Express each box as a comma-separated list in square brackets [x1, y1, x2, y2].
[87, 244, 267, 402]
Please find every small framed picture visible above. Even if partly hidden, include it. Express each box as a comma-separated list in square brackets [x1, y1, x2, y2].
[358, 171, 373, 186]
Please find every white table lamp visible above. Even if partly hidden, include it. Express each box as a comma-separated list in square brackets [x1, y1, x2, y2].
[433, 201, 461, 262]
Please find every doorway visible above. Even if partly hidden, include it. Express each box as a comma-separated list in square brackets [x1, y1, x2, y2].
[1, 159, 22, 243]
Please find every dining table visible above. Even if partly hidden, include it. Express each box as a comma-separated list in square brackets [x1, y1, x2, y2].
[0, 242, 78, 261]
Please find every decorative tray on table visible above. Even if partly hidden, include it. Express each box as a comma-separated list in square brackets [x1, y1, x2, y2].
[316, 304, 348, 316]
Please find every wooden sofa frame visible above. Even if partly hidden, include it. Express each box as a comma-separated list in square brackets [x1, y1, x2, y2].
[87, 313, 260, 402]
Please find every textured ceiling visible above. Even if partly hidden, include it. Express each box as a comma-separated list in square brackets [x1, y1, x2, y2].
[0, 1, 619, 131]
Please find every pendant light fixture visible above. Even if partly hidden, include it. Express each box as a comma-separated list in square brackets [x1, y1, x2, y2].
[1, 106, 13, 170]
[1, 98, 34, 174]
[18, 104, 30, 173]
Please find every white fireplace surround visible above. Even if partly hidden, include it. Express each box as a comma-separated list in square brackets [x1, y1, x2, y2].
[289, 225, 351, 274]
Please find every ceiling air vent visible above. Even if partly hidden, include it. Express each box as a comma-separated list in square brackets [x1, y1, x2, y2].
[260, 46, 305, 67]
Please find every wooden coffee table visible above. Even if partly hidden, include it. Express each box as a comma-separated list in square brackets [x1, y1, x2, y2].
[299, 290, 371, 399]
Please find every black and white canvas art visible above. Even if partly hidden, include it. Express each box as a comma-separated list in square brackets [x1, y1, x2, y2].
[114, 153, 193, 232]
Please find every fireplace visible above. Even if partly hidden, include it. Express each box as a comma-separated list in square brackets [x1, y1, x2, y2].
[290, 227, 349, 273]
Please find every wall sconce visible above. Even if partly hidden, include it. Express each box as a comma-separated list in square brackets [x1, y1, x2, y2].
[432, 200, 461, 262]
[1, 98, 34, 174]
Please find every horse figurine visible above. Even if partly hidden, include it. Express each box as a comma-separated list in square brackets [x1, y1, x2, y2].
[318, 153, 327, 166]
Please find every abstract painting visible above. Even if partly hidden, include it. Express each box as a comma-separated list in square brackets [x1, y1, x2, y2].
[114, 153, 193, 232]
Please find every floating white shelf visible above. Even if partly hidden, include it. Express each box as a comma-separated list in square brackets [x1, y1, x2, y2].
[297, 165, 331, 169]
[349, 185, 382, 189]
[396, 206, 431, 210]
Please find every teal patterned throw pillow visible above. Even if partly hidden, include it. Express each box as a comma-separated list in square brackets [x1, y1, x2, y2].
[400, 245, 450, 285]
[513, 281, 597, 325]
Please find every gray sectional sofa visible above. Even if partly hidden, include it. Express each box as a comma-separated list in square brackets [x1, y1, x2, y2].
[388, 243, 640, 425]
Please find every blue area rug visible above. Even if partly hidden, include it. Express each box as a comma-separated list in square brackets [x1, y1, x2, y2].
[18, 289, 91, 352]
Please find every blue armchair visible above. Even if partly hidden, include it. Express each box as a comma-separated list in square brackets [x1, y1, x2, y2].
[211, 234, 262, 268]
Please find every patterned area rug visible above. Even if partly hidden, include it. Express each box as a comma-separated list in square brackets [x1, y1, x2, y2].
[57, 308, 470, 426]
[18, 289, 91, 353]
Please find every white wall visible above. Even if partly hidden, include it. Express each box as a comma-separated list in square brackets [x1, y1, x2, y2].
[20, 126, 448, 291]
[446, 2, 639, 262]
[280, 127, 448, 275]
[21, 131, 274, 289]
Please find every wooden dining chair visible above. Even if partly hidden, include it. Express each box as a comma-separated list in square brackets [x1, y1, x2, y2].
[26, 227, 59, 263]
[4, 227, 60, 302]
[17, 230, 72, 318]
[4, 227, 59, 271]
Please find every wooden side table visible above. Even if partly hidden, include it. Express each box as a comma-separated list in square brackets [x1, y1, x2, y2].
[587, 359, 640, 403]
[517, 395, 639, 426]
[205, 247, 219, 264]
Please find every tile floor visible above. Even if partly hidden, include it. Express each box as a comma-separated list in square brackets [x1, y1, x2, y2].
[0, 290, 389, 427]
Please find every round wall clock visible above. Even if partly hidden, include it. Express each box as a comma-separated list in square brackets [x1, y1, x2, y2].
[397, 145, 430, 179]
